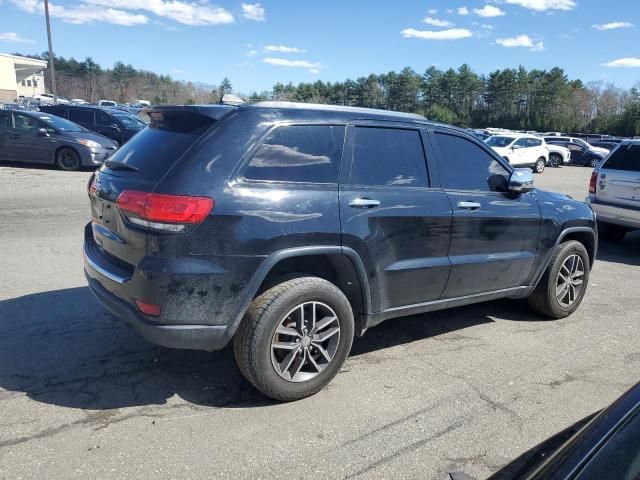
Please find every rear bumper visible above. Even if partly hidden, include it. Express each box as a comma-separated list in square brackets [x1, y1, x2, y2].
[86, 273, 229, 351]
[586, 197, 640, 230]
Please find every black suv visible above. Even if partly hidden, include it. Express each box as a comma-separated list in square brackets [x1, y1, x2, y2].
[84, 103, 597, 401]
[39, 105, 145, 145]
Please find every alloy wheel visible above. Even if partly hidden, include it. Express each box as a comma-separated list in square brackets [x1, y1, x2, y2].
[270, 301, 341, 383]
[556, 254, 584, 307]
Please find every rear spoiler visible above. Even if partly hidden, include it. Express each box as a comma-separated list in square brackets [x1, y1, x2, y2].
[146, 104, 237, 120]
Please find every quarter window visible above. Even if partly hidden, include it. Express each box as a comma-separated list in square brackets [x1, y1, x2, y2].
[435, 132, 510, 191]
[244, 125, 345, 183]
[350, 127, 428, 187]
[603, 144, 640, 172]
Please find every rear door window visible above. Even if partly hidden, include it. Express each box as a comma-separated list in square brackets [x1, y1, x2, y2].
[603, 145, 640, 172]
[0, 111, 10, 129]
[96, 111, 115, 127]
[100, 109, 218, 180]
[243, 125, 345, 183]
[68, 109, 94, 124]
[349, 127, 428, 187]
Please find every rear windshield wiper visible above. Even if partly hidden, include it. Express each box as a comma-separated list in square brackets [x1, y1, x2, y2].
[104, 160, 138, 171]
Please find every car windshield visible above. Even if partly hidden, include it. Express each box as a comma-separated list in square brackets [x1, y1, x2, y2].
[112, 113, 146, 129]
[37, 114, 84, 132]
[485, 136, 516, 147]
[574, 138, 591, 149]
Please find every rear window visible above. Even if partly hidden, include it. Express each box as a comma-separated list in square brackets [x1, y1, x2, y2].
[100, 110, 217, 180]
[243, 125, 345, 183]
[603, 144, 640, 172]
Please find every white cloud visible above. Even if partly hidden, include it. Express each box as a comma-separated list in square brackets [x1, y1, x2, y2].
[482, 24, 494, 29]
[423, 16, 453, 27]
[81, 0, 233, 26]
[496, 34, 544, 50]
[0, 31, 35, 43]
[457, 6, 469, 15]
[263, 57, 324, 69]
[241, 2, 264, 21]
[309, 68, 320, 74]
[245, 49, 258, 56]
[592, 22, 634, 31]
[503, 0, 576, 11]
[427, 8, 437, 14]
[401, 27, 472, 40]
[264, 45, 307, 53]
[473, 5, 505, 17]
[602, 58, 640, 68]
[11, 0, 148, 25]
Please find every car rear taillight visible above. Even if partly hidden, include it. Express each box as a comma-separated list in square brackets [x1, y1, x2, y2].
[116, 190, 213, 231]
[589, 172, 598, 194]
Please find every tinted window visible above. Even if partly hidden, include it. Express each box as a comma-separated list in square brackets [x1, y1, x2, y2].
[96, 111, 114, 126]
[435, 132, 510, 191]
[13, 113, 39, 132]
[486, 136, 515, 148]
[527, 138, 542, 147]
[244, 125, 344, 183]
[603, 144, 640, 172]
[0, 111, 10, 128]
[101, 110, 217, 180]
[575, 408, 640, 480]
[351, 127, 428, 187]
[68, 109, 93, 124]
[514, 138, 529, 147]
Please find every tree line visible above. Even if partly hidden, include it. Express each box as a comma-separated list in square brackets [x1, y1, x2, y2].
[15, 53, 640, 136]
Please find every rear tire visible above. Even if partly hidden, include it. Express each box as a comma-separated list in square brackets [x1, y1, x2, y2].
[598, 222, 627, 242]
[528, 240, 590, 319]
[56, 147, 81, 171]
[233, 277, 354, 402]
[534, 157, 546, 173]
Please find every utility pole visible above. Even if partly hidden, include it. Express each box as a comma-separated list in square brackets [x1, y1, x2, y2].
[44, 0, 57, 103]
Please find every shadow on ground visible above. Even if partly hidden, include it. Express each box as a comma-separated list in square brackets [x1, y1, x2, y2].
[596, 231, 640, 267]
[0, 287, 545, 410]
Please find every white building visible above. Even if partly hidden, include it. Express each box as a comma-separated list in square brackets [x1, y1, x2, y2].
[0, 53, 48, 102]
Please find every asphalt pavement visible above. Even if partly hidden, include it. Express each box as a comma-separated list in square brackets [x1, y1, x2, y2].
[0, 163, 639, 480]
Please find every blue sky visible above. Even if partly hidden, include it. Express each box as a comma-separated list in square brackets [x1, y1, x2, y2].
[1, 0, 639, 94]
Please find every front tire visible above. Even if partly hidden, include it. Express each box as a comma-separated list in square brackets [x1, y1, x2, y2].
[528, 240, 590, 319]
[233, 277, 354, 401]
[56, 147, 81, 171]
[534, 157, 546, 173]
[548, 153, 561, 168]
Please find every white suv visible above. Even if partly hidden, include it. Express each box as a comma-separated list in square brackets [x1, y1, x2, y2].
[485, 133, 549, 173]
[586, 141, 640, 241]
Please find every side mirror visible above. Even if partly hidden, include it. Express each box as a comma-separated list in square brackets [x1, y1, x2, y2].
[508, 168, 534, 194]
[511, 144, 522, 150]
[37, 127, 49, 137]
[110, 124, 122, 132]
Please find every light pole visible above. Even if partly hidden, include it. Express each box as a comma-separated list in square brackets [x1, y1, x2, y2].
[43, 0, 57, 103]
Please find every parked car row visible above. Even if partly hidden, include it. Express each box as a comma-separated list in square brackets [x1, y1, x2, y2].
[39, 105, 146, 146]
[0, 109, 118, 170]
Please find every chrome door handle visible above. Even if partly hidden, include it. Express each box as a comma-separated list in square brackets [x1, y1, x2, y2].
[457, 201, 481, 210]
[349, 198, 380, 209]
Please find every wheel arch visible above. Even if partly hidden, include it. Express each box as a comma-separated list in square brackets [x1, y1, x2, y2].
[529, 227, 597, 290]
[226, 247, 372, 343]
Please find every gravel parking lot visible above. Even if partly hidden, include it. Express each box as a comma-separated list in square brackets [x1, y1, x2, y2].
[1, 163, 639, 480]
